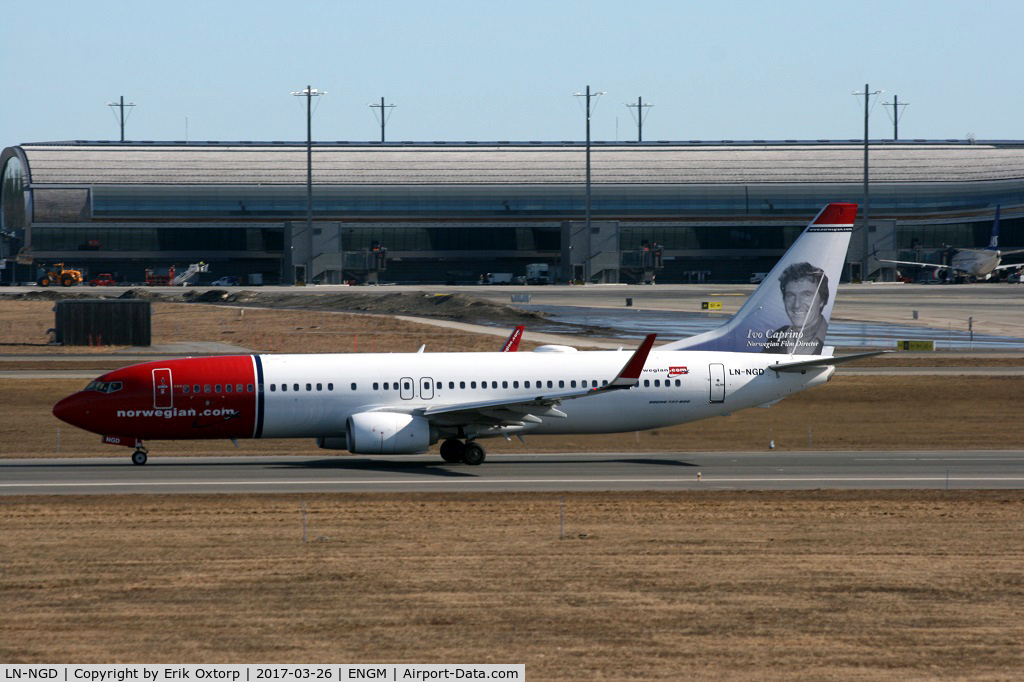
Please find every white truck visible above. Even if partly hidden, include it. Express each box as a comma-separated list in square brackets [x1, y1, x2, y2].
[525, 263, 551, 285]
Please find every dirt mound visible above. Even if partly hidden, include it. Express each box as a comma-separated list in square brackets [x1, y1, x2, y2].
[202, 290, 547, 326]
[117, 288, 166, 300]
[9, 289, 102, 301]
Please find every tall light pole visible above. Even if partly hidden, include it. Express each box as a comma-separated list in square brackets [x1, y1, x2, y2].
[106, 95, 136, 142]
[291, 85, 326, 284]
[573, 85, 605, 232]
[626, 96, 652, 142]
[882, 95, 909, 141]
[853, 84, 881, 281]
[369, 97, 395, 142]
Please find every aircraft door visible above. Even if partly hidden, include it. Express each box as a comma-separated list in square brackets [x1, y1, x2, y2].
[400, 377, 415, 400]
[153, 368, 173, 409]
[419, 377, 434, 400]
[709, 363, 725, 403]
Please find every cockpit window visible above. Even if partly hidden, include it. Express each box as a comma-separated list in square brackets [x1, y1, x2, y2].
[84, 381, 123, 394]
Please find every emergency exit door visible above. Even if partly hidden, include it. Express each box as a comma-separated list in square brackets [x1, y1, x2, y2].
[709, 363, 725, 403]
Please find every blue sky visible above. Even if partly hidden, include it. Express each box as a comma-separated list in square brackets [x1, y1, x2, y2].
[2, 0, 1022, 148]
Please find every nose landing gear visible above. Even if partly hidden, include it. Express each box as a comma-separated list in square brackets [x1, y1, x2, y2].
[439, 438, 486, 465]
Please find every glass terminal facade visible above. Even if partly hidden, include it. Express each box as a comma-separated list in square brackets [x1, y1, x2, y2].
[3, 141, 1024, 284]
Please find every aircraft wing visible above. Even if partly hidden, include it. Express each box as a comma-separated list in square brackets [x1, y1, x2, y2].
[417, 334, 656, 427]
[879, 258, 952, 271]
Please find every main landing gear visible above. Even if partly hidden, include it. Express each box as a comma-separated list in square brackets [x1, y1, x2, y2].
[131, 441, 149, 466]
[439, 438, 486, 466]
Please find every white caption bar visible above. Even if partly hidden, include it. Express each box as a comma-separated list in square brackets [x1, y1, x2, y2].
[0, 666, 525, 682]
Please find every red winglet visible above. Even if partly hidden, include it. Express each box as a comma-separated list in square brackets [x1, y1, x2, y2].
[812, 203, 858, 226]
[607, 334, 657, 388]
[500, 325, 524, 352]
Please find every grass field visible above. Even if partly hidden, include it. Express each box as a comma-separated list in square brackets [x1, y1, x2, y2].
[1, 492, 1022, 679]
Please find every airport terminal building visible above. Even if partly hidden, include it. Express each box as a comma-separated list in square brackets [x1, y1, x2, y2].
[3, 139, 1024, 284]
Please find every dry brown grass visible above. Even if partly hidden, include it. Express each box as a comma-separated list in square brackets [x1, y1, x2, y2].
[0, 491, 1021, 679]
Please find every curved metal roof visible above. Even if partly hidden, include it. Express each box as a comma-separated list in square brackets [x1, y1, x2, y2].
[12, 140, 1024, 186]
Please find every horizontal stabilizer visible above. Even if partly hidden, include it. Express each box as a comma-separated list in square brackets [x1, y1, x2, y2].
[768, 350, 890, 373]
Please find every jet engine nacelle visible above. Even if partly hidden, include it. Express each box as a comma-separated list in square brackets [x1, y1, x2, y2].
[344, 412, 435, 454]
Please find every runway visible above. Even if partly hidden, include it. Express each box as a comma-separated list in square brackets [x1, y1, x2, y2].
[2, 450, 1022, 495]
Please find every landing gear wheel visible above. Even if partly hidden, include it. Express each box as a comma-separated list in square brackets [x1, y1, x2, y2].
[439, 438, 464, 463]
[131, 450, 148, 466]
[462, 442, 486, 466]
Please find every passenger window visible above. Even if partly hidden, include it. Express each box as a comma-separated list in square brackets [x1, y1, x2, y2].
[236, 384, 243, 392]
[449, 381, 455, 389]
[204, 385, 211, 393]
[460, 381, 466, 389]
[351, 383, 357, 390]
[436, 381, 441, 389]
[525, 381, 531, 389]
[570, 380, 576, 388]
[281, 384, 287, 392]
[293, 384, 299, 391]
[373, 383, 379, 390]
[394, 384, 400, 391]
[305, 383, 311, 391]
[558, 380, 565, 388]
[655, 380, 661, 387]
[404, 382, 411, 390]
[384, 382, 390, 390]
[328, 383, 334, 391]
[643, 380, 650, 387]
[270, 384, 276, 392]
[194, 385, 200, 393]
[581, 380, 587, 388]
[225, 384, 233, 393]
[513, 381, 519, 388]
[471, 381, 477, 389]
[602, 380, 608, 386]
[502, 381, 508, 388]
[247, 384, 254, 392]
[316, 383, 322, 391]
[675, 379, 681, 387]
[182, 385, 190, 394]
[215, 384, 222, 393]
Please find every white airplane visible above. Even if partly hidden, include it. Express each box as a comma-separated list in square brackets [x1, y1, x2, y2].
[53, 203, 877, 466]
[881, 207, 1024, 282]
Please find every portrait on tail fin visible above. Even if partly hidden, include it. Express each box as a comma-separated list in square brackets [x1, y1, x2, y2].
[761, 262, 829, 355]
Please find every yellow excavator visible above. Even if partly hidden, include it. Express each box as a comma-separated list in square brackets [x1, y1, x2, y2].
[38, 262, 84, 287]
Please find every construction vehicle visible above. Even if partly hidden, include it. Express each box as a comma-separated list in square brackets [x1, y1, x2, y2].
[38, 263, 84, 287]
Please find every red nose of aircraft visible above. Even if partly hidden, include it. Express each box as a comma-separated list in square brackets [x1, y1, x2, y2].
[52, 391, 93, 431]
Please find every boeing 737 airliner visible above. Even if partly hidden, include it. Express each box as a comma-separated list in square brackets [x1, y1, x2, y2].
[53, 203, 874, 466]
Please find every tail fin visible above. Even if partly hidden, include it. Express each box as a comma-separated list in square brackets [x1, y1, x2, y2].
[987, 205, 1001, 250]
[661, 203, 857, 355]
